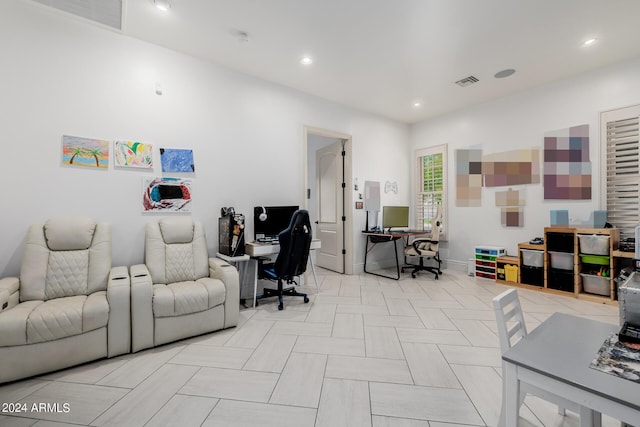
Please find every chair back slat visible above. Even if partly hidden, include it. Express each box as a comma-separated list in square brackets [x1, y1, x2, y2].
[492, 288, 527, 351]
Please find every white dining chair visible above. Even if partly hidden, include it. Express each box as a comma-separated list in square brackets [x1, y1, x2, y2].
[492, 288, 602, 427]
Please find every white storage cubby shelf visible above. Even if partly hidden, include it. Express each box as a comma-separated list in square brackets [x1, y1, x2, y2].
[475, 246, 506, 280]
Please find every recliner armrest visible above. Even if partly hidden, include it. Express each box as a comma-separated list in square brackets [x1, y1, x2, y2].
[0, 277, 19, 311]
[130, 264, 154, 352]
[209, 258, 239, 328]
[107, 266, 131, 357]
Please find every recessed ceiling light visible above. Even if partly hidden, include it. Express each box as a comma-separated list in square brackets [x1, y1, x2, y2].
[300, 56, 313, 66]
[582, 38, 597, 47]
[412, 101, 422, 108]
[494, 69, 516, 79]
[154, 0, 171, 12]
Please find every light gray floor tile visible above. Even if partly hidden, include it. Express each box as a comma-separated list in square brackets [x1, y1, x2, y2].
[337, 304, 390, 315]
[413, 307, 457, 330]
[144, 394, 218, 427]
[316, 378, 371, 427]
[202, 399, 316, 427]
[181, 327, 236, 346]
[365, 326, 404, 359]
[0, 379, 49, 402]
[401, 342, 460, 388]
[325, 355, 413, 384]
[451, 318, 499, 347]
[269, 352, 326, 408]
[314, 295, 361, 305]
[305, 302, 337, 323]
[372, 415, 430, 427]
[339, 282, 361, 297]
[332, 313, 364, 338]
[223, 319, 274, 348]
[385, 298, 418, 316]
[396, 327, 469, 345]
[439, 343, 502, 367]
[39, 358, 128, 384]
[96, 344, 185, 388]
[169, 344, 252, 369]
[91, 364, 198, 426]
[361, 289, 387, 306]
[443, 308, 496, 320]
[251, 307, 309, 321]
[293, 336, 365, 356]
[179, 367, 279, 402]
[370, 382, 483, 425]
[242, 334, 297, 372]
[270, 320, 332, 337]
[0, 415, 38, 426]
[363, 314, 424, 328]
[450, 363, 503, 426]
[32, 421, 81, 427]
[10, 382, 128, 425]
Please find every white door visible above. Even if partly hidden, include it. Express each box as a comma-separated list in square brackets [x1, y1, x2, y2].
[316, 141, 344, 273]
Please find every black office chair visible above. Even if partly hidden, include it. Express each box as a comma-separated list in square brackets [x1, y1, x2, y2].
[257, 209, 312, 310]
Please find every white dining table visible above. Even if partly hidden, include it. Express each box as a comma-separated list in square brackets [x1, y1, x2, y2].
[502, 312, 640, 426]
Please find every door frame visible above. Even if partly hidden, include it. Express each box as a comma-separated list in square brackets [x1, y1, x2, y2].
[303, 125, 354, 275]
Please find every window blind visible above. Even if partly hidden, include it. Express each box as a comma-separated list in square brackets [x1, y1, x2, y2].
[415, 144, 447, 239]
[606, 115, 640, 239]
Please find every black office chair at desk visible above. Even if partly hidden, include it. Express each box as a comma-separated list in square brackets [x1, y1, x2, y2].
[402, 204, 443, 280]
[257, 209, 312, 310]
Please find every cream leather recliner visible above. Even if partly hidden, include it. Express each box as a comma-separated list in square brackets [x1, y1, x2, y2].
[130, 217, 239, 352]
[0, 218, 131, 384]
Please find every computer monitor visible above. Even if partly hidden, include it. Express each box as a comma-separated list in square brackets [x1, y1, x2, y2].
[254, 205, 299, 241]
[382, 206, 409, 231]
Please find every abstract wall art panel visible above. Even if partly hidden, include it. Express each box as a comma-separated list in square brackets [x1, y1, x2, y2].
[501, 207, 524, 227]
[160, 148, 195, 173]
[61, 135, 109, 169]
[114, 140, 153, 168]
[482, 148, 540, 187]
[142, 177, 192, 212]
[456, 149, 483, 207]
[543, 124, 591, 200]
[495, 188, 525, 207]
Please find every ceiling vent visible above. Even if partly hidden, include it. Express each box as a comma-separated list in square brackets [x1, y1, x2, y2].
[455, 75, 479, 87]
[32, 0, 123, 31]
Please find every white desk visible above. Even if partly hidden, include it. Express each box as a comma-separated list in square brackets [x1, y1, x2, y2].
[244, 239, 321, 307]
[502, 312, 640, 426]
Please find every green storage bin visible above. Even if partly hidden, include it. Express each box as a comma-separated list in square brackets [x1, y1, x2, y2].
[579, 254, 609, 265]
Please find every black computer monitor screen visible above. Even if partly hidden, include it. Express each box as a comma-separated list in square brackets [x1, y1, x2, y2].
[254, 205, 299, 240]
[382, 206, 409, 230]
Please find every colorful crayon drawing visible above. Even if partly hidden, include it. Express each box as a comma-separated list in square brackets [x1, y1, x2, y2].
[142, 177, 192, 212]
[114, 140, 153, 168]
[160, 148, 195, 172]
[62, 135, 109, 169]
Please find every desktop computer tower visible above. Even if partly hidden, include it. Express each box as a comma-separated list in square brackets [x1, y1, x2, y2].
[218, 213, 245, 256]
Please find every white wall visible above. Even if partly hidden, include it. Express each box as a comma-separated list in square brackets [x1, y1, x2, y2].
[410, 57, 640, 269]
[0, 1, 409, 277]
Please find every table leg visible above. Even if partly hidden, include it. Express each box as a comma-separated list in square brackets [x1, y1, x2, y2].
[252, 259, 258, 308]
[504, 361, 520, 426]
[309, 255, 319, 292]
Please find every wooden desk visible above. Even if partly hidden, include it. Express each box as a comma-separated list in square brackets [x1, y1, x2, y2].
[362, 230, 430, 280]
[502, 313, 639, 426]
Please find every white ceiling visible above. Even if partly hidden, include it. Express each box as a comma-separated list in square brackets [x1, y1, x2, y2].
[38, 0, 640, 123]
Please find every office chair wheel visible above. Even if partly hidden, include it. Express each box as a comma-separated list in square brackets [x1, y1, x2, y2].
[411, 272, 417, 278]
[304, 296, 309, 303]
[278, 302, 284, 311]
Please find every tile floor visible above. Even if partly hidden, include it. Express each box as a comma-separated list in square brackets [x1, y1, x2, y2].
[0, 268, 626, 427]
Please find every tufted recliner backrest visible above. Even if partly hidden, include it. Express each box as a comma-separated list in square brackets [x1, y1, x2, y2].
[19, 217, 111, 302]
[145, 217, 209, 285]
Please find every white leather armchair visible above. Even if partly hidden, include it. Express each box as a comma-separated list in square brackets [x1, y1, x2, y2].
[130, 217, 239, 352]
[0, 218, 130, 384]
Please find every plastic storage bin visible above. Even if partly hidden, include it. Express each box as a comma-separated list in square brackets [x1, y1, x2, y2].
[520, 265, 543, 287]
[580, 273, 610, 296]
[578, 234, 610, 255]
[505, 264, 518, 283]
[546, 232, 574, 253]
[548, 251, 573, 270]
[548, 268, 574, 292]
[521, 249, 543, 267]
[579, 254, 609, 265]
